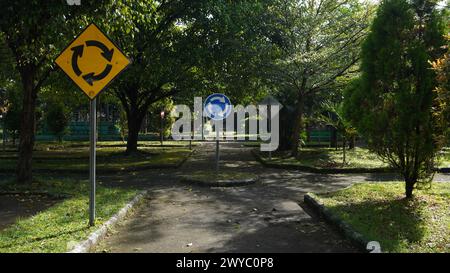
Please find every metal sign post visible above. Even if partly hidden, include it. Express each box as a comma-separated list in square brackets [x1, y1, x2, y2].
[160, 111, 165, 146]
[268, 105, 272, 161]
[215, 126, 220, 172]
[55, 23, 130, 227]
[204, 93, 232, 174]
[89, 98, 96, 226]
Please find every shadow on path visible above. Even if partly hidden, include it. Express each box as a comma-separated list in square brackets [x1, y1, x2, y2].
[94, 142, 449, 253]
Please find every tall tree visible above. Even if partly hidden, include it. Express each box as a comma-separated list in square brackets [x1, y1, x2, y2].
[101, 0, 206, 153]
[0, 1, 108, 183]
[344, 0, 446, 198]
[263, 0, 373, 156]
[105, 0, 270, 153]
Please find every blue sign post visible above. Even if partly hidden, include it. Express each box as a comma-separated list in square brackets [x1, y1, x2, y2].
[204, 94, 232, 172]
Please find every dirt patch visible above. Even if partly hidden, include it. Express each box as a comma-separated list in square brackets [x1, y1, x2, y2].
[0, 193, 61, 230]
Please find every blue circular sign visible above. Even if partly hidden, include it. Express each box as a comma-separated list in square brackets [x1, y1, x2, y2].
[204, 93, 233, 121]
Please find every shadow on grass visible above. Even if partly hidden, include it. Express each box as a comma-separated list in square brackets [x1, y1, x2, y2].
[324, 195, 437, 252]
[268, 148, 387, 169]
[268, 149, 345, 168]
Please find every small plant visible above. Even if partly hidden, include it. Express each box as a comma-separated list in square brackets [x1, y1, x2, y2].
[45, 102, 69, 143]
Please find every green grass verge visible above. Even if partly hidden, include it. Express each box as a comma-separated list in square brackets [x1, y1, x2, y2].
[438, 148, 450, 168]
[261, 147, 450, 170]
[261, 147, 388, 169]
[312, 182, 450, 253]
[35, 140, 198, 149]
[0, 178, 138, 253]
[0, 140, 198, 152]
[0, 147, 192, 171]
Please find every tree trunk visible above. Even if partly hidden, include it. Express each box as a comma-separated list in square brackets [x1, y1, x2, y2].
[126, 128, 139, 153]
[278, 106, 294, 151]
[349, 135, 355, 150]
[405, 178, 416, 198]
[16, 68, 37, 184]
[331, 128, 338, 149]
[342, 136, 346, 165]
[125, 109, 144, 154]
[290, 96, 304, 157]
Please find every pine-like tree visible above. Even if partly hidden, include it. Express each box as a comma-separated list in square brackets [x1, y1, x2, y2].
[46, 102, 69, 143]
[344, 0, 446, 198]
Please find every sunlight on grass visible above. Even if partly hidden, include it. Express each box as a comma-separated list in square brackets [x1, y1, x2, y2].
[0, 147, 191, 171]
[0, 179, 138, 253]
[313, 182, 450, 253]
[264, 147, 389, 169]
[437, 148, 450, 167]
[263, 147, 450, 169]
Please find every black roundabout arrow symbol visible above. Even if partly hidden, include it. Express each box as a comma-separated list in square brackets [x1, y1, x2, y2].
[82, 64, 113, 86]
[70, 45, 84, 76]
[85, 40, 114, 62]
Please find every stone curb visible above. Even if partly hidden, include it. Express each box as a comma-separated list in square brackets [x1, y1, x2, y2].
[304, 193, 370, 252]
[67, 190, 147, 253]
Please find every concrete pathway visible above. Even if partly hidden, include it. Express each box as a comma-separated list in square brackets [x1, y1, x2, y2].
[94, 142, 450, 253]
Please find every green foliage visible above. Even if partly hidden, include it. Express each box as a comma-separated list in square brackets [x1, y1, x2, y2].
[431, 34, 450, 144]
[0, 33, 17, 88]
[45, 102, 70, 142]
[3, 89, 21, 141]
[147, 98, 174, 137]
[0, 1, 109, 71]
[260, 0, 374, 153]
[0, 0, 114, 182]
[319, 101, 357, 163]
[344, 0, 446, 197]
[96, 1, 207, 151]
[319, 101, 357, 141]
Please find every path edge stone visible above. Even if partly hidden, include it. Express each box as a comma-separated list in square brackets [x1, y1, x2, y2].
[67, 190, 148, 253]
[304, 193, 370, 252]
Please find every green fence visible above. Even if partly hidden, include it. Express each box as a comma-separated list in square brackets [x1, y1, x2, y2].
[36, 121, 121, 141]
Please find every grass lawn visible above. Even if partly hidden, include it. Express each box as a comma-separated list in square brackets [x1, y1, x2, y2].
[0, 178, 138, 253]
[260, 146, 450, 170]
[0, 140, 198, 152]
[35, 140, 198, 149]
[312, 182, 450, 253]
[261, 147, 389, 169]
[0, 146, 192, 172]
[438, 148, 450, 168]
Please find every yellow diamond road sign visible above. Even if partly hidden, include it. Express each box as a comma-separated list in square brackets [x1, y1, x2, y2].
[55, 23, 130, 100]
